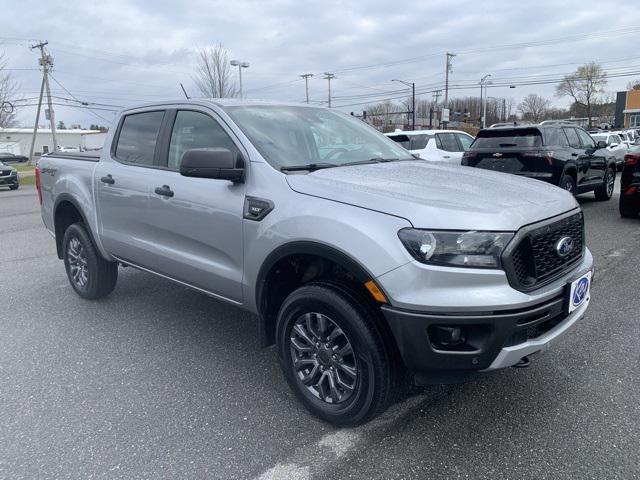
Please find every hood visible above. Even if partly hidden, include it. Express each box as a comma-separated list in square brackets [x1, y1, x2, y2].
[286, 161, 578, 231]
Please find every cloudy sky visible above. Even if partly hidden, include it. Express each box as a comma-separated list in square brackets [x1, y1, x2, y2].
[2, 0, 640, 128]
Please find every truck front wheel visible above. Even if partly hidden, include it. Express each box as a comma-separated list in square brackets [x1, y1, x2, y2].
[276, 281, 399, 426]
[62, 222, 118, 299]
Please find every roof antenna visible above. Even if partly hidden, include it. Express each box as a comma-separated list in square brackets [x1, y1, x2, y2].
[180, 83, 190, 99]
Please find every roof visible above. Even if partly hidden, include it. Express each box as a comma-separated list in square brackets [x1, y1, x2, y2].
[120, 98, 318, 114]
[384, 129, 469, 136]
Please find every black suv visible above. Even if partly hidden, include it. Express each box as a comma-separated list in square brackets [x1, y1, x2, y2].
[461, 124, 616, 200]
[619, 147, 640, 218]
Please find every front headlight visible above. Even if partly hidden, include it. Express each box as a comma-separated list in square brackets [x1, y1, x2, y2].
[398, 229, 514, 268]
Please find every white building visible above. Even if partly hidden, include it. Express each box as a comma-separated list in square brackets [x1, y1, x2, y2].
[0, 128, 108, 156]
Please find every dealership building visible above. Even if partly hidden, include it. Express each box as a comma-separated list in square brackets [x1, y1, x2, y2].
[615, 89, 640, 128]
[0, 128, 107, 157]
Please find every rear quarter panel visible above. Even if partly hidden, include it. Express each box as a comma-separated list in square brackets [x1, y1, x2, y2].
[38, 155, 108, 256]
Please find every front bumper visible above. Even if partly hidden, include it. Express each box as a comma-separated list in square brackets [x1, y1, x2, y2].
[0, 174, 18, 186]
[378, 249, 593, 377]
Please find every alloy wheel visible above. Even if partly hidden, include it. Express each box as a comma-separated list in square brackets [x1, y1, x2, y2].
[67, 237, 88, 288]
[289, 312, 358, 404]
[606, 170, 615, 197]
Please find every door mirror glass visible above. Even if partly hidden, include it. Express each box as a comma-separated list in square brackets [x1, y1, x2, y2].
[179, 148, 245, 182]
[596, 140, 608, 149]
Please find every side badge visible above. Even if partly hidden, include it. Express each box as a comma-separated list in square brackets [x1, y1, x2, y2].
[243, 196, 274, 221]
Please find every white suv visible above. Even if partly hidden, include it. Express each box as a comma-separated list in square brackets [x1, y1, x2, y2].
[385, 129, 474, 165]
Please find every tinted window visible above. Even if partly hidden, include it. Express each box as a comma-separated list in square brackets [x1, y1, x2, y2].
[388, 134, 433, 150]
[167, 110, 239, 170]
[576, 128, 595, 149]
[563, 128, 581, 149]
[471, 129, 543, 149]
[542, 128, 568, 146]
[608, 135, 619, 146]
[456, 133, 473, 151]
[115, 111, 164, 165]
[436, 133, 461, 152]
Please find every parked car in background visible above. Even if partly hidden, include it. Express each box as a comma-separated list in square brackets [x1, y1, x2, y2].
[613, 131, 634, 147]
[0, 161, 19, 190]
[590, 132, 627, 171]
[0, 152, 28, 163]
[385, 129, 474, 165]
[462, 124, 616, 200]
[619, 146, 640, 218]
[58, 146, 81, 153]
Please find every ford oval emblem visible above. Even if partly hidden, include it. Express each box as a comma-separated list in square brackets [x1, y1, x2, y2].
[572, 277, 589, 307]
[555, 236, 574, 257]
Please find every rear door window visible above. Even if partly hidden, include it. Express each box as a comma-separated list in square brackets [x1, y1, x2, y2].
[436, 133, 461, 152]
[471, 129, 543, 149]
[115, 111, 165, 165]
[388, 134, 432, 150]
[542, 128, 568, 147]
[563, 128, 582, 149]
[456, 133, 473, 151]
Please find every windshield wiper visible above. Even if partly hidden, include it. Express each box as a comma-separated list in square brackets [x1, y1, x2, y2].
[339, 157, 402, 167]
[280, 163, 337, 172]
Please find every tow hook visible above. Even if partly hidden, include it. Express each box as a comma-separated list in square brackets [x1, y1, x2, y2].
[512, 356, 531, 368]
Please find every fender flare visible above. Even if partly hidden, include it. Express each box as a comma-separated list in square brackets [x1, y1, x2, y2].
[254, 241, 388, 345]
[52, 193, 98, 259]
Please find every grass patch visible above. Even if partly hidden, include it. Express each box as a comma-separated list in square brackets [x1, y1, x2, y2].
[19, 175, 36, 186]
[14, 164, 35, 173]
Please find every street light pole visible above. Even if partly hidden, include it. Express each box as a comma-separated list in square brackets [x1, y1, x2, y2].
[480, 74, 492, 129]
[231, 60, 250, 99]
[392, 79, 415, 130]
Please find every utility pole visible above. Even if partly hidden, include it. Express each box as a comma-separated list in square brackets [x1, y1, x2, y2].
[443, 52, 455, 128]
[300, 73, 313, 104]
[30, 41, 58, 157]
[28, 74, 45, 165]
[323, 73, 335, 108]
[432, 90, 442, 128]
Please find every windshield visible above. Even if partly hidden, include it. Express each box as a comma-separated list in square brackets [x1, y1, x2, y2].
[224, 105, 413, 169]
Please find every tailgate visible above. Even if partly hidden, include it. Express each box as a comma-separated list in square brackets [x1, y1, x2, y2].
[464, 150, 553, 175]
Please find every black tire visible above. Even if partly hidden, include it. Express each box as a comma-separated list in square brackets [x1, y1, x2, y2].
[9, 184, 18, 190]
[559, 174, 576, 196]
[276, 281, 400, 426]
[62, 222, 118, 299]
[619, 196, 639, 218]
[594, 166, 615, 201]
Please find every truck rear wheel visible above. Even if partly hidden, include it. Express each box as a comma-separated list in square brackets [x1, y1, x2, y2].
[276, 281, 399, 426]
[62, 222, 118, 299]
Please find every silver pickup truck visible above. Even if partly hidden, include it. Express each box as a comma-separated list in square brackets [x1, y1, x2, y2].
[37, 100, 593, 425]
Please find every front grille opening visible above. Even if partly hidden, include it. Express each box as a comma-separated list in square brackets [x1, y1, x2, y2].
[506, 212, 584, 291]
[504, 312, 567, 347]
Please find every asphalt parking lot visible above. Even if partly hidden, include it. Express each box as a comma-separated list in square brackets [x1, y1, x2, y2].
[1, 184, 639, 480]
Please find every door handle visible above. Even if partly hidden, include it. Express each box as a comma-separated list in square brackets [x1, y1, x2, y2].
[571, 153, 578, 157]
[442, 155, 451, 159]
[154, 185, 174, 198]
[100, 174, 115, 185]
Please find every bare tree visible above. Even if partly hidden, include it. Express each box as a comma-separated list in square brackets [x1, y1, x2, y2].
[518, 94, 550, 123]
[556, 62, 607, 127]
[192, 43, 238, 98]
[627, 79, 640, 91]
[0, 52, 18, 128]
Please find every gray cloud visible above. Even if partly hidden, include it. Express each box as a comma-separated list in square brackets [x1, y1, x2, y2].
[2, 0, 639, 126]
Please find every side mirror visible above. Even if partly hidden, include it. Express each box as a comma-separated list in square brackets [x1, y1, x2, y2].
[179, 148, 244, 183]
[596, 140, 607, 149]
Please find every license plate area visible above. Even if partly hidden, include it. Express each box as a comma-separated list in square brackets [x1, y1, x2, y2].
[567, 271, 591, 313]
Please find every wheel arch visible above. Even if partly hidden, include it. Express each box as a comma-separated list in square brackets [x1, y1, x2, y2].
[255, 241, 390, 347]
[53, 194, 95, 259]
